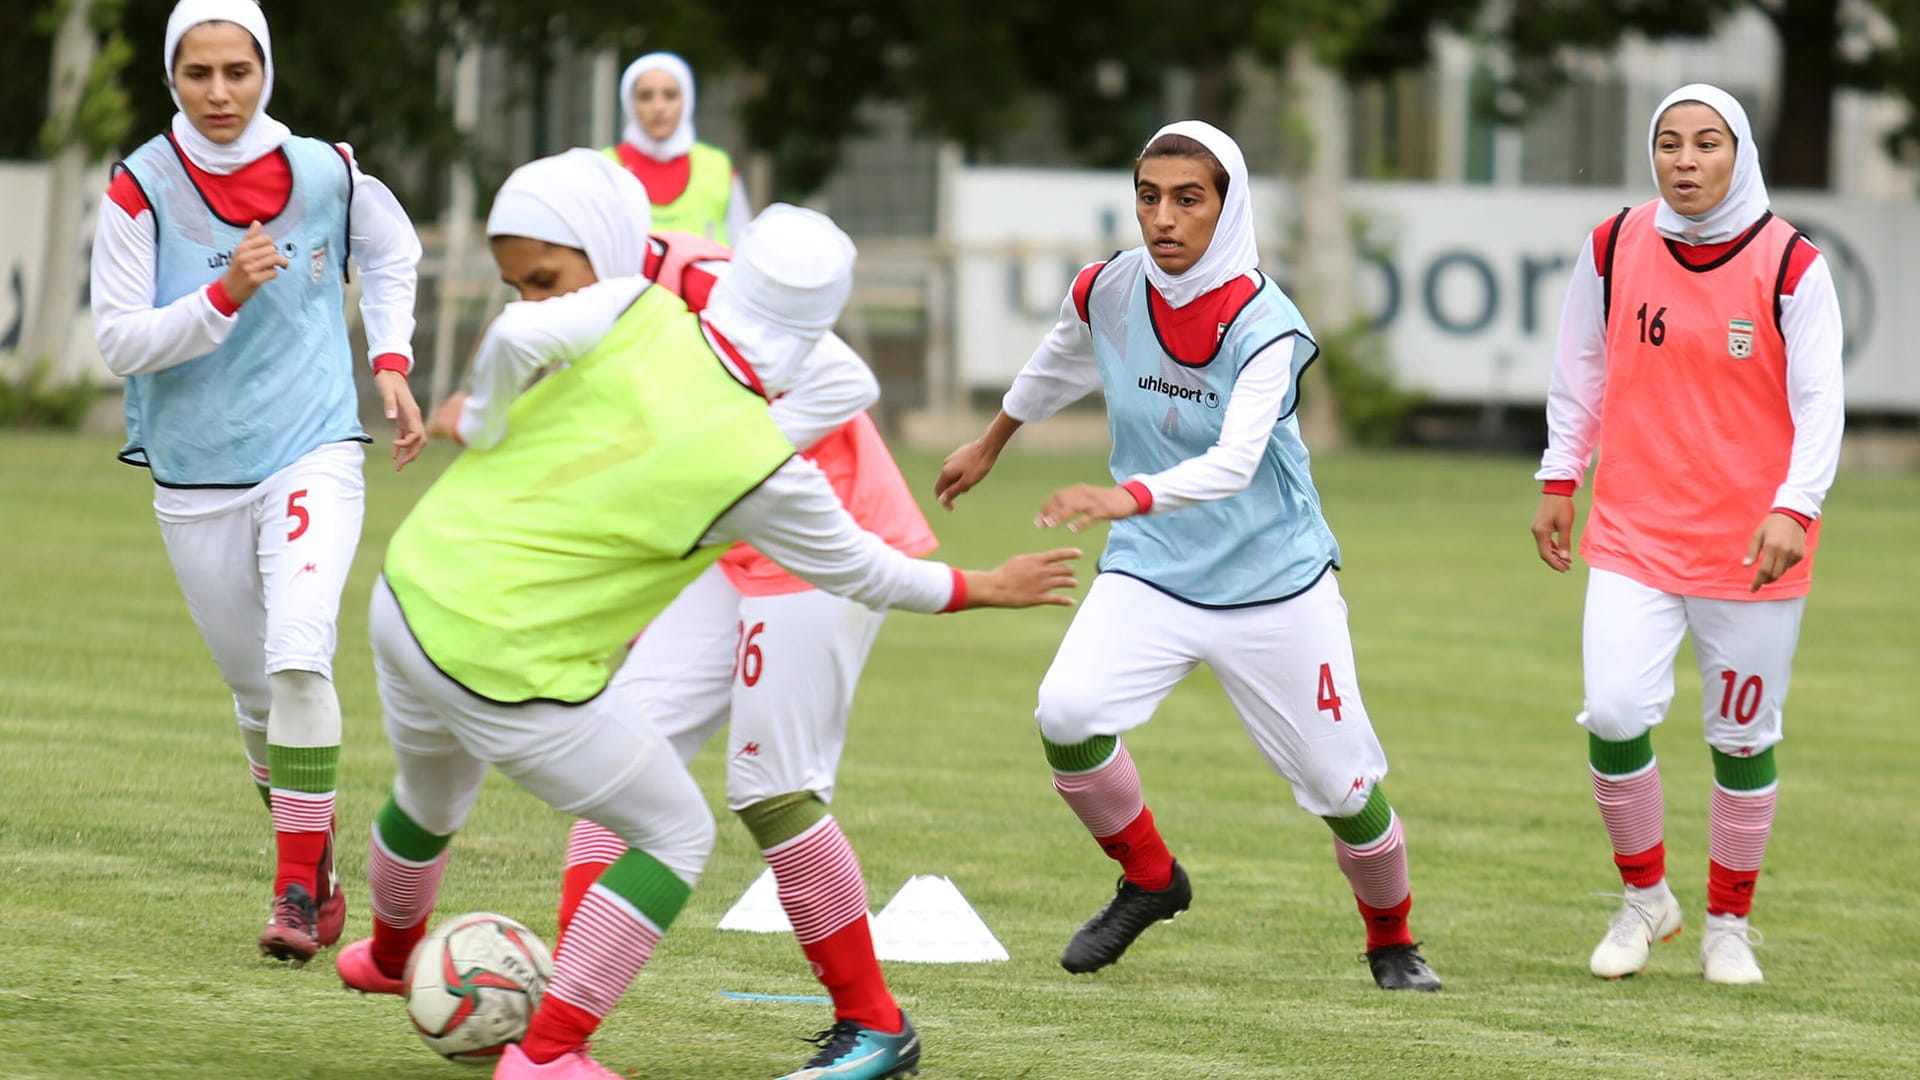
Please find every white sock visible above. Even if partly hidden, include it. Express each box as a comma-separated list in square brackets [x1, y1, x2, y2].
[241, 724, 271, 789]
[267, 670, 342, 748]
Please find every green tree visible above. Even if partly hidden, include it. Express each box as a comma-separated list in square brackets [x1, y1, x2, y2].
[9, 0, 1913, 202]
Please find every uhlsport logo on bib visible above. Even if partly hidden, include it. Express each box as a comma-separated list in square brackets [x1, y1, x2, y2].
[311, 239, 330, 283]
[1137, 374, 1220, 409]
[1728, 318, 1755, 359]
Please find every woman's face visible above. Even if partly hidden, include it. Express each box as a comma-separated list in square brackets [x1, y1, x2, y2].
[631, 70, 685, 142]
[172, 21, 263, 146]
[1654, 102, 1736, 217]
[491, 236, 597, 302]
[1135, 156, 1223, 276]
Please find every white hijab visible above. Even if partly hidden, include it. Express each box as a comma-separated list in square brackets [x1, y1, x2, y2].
[1649, 83, 1770, 245]
[703, 204, 856, 397]
[163, 0, 290, 174]
[619, 52, 697, 161]
[485, 149, 656, 281]
[1138, 120, 1259, 309]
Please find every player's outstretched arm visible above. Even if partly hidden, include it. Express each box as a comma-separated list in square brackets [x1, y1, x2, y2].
[1036, 483, 1141, 533]
[957, 549, 1081, 609]
[715, 455, 1079, 612]
[936, 410, 1023, 509]
[940, 279, 1105, 510]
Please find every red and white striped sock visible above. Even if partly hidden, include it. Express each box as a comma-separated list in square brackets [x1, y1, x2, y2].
[1053, 742, 1174, 890]
[521, 887, 664, 1063]
[1707, 782, 1777, 917]
[270, 790, 335, 898]
[1334, 813, 1414, 949]
[765, 817, 899, 1033]
[557, 819, 625, 935]
[1592, 762, 1666, 888]
[367, 831, 449, 977]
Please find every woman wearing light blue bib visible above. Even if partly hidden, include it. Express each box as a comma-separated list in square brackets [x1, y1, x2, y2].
[938, 120, 1443, 992]
[88, 0, 424, 964]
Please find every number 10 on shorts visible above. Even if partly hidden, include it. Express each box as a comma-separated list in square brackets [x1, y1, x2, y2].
[1718, 670, 1763, 725]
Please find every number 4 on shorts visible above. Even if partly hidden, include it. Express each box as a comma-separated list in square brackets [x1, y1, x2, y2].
[1316, 662, 1343, 723]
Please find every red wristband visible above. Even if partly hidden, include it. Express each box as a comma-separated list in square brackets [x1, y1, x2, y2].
[206, 280, 240, 317]
[940, 567, 968, 613]
[371, 354, 410, 375]
[1771, 507, 1813, 531]
[1541, 480, 1577, 497]
[1121, 479, 1154, 514]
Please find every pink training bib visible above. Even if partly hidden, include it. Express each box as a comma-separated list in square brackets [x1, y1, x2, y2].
[719, 411, 938, 596]
[1583, 200, 1819, 600]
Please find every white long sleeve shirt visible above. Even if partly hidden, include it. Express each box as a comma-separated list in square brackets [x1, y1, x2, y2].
[1002, 279, 1297, 513]
[1536, 232, 1846, 518]
[456, 278, 877, 453]
[704, 455, 955, 613]
[91, 142, 421, 378]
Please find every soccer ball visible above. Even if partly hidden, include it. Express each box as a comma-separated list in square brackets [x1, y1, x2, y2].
[405, 912, 555, 1062]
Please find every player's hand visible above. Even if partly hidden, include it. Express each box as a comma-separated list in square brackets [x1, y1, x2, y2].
[1530, 493, 1576, 572]
[219, 221, 288, 306]
[935, 439, 998, 510]
[1743, 511, 1807, 593]
[375, 369, 425, 471]
[1036, 483, 1139, 532]
[426, 391, 468, 444]
[961, 548, 1082, 609]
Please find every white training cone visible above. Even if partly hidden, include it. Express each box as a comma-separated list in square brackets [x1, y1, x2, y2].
[870, 875, 1010, 963]
[717, 868, 793, 933]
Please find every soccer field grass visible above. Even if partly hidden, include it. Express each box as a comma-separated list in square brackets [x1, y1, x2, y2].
[3, 431, 1917, 1079]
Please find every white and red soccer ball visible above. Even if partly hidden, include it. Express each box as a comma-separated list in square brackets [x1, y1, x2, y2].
[405, 912, 555, 1062]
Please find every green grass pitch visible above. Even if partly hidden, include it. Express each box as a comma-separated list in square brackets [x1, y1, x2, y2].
[2, 431, 1917, 1078]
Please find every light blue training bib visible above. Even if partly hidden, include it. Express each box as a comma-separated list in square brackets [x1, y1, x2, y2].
[118, 134, 362, 487]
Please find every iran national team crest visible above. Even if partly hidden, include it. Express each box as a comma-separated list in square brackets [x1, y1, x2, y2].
[310, 239, 329, 283]
[1727, 318, 1755, 359]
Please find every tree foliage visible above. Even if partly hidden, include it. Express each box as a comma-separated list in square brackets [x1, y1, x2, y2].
[3, 0, 1917, 196]
[37, 0, 134, 160]
[1482, 0, 1917, 189]
[440, 0, 1470, 193]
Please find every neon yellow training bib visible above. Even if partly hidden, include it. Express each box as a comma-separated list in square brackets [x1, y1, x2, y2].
[602, 142, 736, 244]
[385, 285, 793, 704]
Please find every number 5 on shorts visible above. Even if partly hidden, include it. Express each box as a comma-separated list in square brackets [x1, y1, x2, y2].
[1316, 662, 1344, 723]
[286, 489, 310, 541]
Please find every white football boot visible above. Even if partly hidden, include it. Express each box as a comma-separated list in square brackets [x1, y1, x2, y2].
[1590, 881, 1683, 978]
[1700, 912, 1765, 985]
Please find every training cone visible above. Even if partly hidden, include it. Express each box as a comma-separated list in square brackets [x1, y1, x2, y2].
[717, 868, 793, 933]
[870, 875, 1010, 963]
